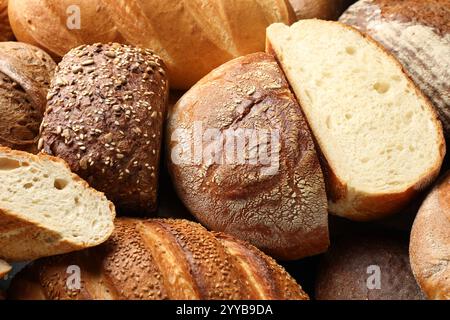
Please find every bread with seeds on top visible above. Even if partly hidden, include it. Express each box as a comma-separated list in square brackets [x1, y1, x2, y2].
[40, 43, 169, 215]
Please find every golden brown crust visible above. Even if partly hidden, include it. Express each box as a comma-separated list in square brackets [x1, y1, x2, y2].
[0, 146, 116, 262]
[288, 0, 352, 21]
[167, 52, 329, 260]
[8, 218, 309, 300]
[0, 0, 13, 41]
[40, 43, 168, 215]
[0, 42, 56, 153]
[410, 171, 450, 300]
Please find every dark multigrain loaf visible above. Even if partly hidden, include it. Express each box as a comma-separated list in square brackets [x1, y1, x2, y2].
[8, 218, 309, 300]
[0, 42, 55, 153]
[340, 0, 450, 141]
[40, 43, 169, 215]
[167, 52, 329, 260]
[315, 232, 425, 300]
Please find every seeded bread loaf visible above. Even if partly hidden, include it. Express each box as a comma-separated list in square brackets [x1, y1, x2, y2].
[267, 20, 446, 220]
[167, 52, 329, 260]
[315, 232, 425, 300]
[0, 259, 11, 278]
[340, 0, 450, 142]
[39, 43, 168, 215]
[8, 218, 309, 300]
[0, 147, 115, 262]
[410, 171, 450, 300]
[0, 0, 13, 41]
[0, 42, 56, 153]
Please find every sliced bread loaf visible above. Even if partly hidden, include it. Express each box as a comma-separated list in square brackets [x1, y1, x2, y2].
[267, 19, 445, 220]
[0, 147, 115, 261]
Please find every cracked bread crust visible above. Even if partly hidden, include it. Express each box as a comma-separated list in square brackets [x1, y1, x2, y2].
[166, 52, 329, 260]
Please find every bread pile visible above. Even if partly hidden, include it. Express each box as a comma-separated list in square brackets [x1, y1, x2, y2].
[0, 0, 449, 301]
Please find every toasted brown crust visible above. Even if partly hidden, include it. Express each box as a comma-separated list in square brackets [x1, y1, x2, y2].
[166, 52, 329, 260]
[0, 146, 116, 262]
[267, 20, 446, 221]
[410, 171, 450, 300]
[340, 0, 450, 141]
[0, 42, 56, 153]
[40, 43, 168, 215]
[0, 0, 13, 41]
[316, 232, 425, 300]
[8, 218, 308, 300]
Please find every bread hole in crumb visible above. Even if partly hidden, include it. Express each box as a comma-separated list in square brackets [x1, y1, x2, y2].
[33, 177, 39, 182]
[373, 82, 390, 94]
[44, 174, 49, 178]
[0, 158, 22, 170]
[346, 46, 356, 55]
[326, 116, 332, 129]
[360, 157, 369, 163]
[409, 146, 415, 152]
[74, 196, 80, 205]
[391, 75, 401, 82]
[23, 183, 33, 189]
[345, 114, 352, 120]
[54, 178, 69, 190]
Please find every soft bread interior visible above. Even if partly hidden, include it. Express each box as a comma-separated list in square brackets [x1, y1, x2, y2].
[267, 20, 444, 195]
[0, 150, 114, 245]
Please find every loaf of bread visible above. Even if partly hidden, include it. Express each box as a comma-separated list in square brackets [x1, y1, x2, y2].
[39, 43, 168, 215]
[340, 0, 450, 142]
[7, 0, 122, 59]
[288, 0, 356, 20]
[8, 0, 295, 89]
[267, 20, 446, 221]
[0, 147, 115, 262]
[8, 218, 309, 300]
[410, 171, 450, 300]
[167, 52, 329, 260]
[315, 232, 425, 300]
[0, 259, 11, 278]
[0, 0, 13, 41]
[0, 42, 56, 153]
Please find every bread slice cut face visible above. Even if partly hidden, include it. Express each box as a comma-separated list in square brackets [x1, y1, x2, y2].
[267, 19, 445, 220]
[0, 147, 115, 261]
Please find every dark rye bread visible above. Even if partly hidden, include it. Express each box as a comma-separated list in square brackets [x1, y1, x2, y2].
[340, 0, 450, 141]
[315, 232, 425, 300]
[0, 42, 55, 153]
[167, 52, 329, 260]
[8, 218, 309, 300]
[40, 43, 168, 215]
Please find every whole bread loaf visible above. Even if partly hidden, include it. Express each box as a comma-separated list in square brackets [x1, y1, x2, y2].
[167, 52, 329, 260]
[8, 218, 309, 300]
[410, 171, 450, 300]
[0, 0, 13, 41]
[267, 20, 445, 221]
[340, 0, 450, 142]
[40, 43, 168, 215]
[8, 0, 294, 89]
[316, 232, 425, 300]
[0, 42, 55, 153]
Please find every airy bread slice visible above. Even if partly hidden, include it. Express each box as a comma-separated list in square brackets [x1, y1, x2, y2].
[267, 19, 445, 220]
[0, 147, 115, 261]
[0, 259, 11, 278]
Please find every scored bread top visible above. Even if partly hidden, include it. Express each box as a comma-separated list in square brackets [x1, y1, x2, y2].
[267, 19, 445, 220]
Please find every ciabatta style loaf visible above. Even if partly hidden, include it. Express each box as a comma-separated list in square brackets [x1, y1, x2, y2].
[0, 147, 115, 262]
[8, 218, 309, 300]
[40, 43, 168, 215]
[267, 20, 446, 221]
[410, 171, 450, 300]
[340, 0, 450, 142]
[167, 52, 329, 260]
[0, 259, 11, 278]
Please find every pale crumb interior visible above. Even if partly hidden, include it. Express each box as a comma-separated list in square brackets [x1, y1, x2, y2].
[0, 152, 113, 244]
[267, 20, 442, 193]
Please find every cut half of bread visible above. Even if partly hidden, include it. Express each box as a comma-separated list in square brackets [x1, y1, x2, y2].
[0, 259, 11, 278]
[0, 147, 116, 261]
[267, 19, 446, 220]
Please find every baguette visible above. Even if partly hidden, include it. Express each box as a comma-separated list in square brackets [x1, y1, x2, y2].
[267, 19, 445, 220]
[0, 147, 115, 261]
[8, 218, 309, 300]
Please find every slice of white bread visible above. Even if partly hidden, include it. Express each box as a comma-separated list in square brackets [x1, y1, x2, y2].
[267, 19, 446, 221]
[0, 259, 11, 278]
[0, 147, 115, 261]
